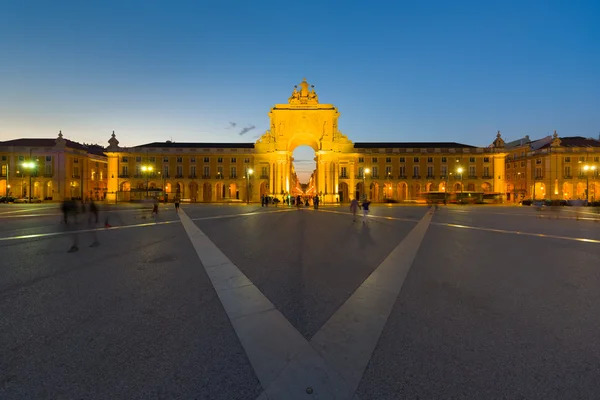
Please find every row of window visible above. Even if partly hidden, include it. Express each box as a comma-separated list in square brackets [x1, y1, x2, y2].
[120, 165, 257, 179]
[358, 156, 491, 164]
[349, 165, 491, 179]
[507, 166, 600, 180]
[509, 155, 600, 163]
[121, 156, 251, 164]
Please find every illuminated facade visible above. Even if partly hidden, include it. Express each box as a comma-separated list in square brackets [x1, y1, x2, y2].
[504, 132, 600, 202]
[4, 79, 596, 204]
[103, 79, 509, 203]
[0, 132, 108, 201]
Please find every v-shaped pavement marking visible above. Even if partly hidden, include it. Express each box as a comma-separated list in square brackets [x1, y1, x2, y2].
[179, 208, 433, 400]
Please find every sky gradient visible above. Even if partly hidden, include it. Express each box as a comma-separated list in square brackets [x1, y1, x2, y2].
[1, 1, 599, 180]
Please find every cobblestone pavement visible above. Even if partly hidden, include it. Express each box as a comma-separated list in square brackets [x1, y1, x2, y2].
[1, 203, 599, 399]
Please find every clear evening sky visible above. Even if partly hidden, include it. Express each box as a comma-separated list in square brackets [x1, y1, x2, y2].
[1, 1, 599, 180]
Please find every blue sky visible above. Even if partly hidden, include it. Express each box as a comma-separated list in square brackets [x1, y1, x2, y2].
[1, 0, 599, 180]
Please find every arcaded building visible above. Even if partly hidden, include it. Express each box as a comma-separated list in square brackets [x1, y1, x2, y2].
[2, 79, 597, 203]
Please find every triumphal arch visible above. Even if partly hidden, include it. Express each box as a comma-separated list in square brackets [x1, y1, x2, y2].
[254, 78, 357, 203]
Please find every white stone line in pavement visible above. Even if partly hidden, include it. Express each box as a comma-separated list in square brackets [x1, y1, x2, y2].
[315, 207, 600, 244]
[313, 208, 421, 223]
[178, 209, 355, 399]
[432, 222, 600, 244]
[188, 208, 293, 222]
[0, 209, 291, 242]
[307, 211, 433, 395]
[0, 220, 181, 242]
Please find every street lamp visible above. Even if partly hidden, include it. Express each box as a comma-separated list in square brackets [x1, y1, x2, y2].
[141, 165, 153, 198]
[246, 168, 253, 204]
[583, 165, 597, 205]
[3, 163, 9, 197]
[363, 168, 370, 200]
[457, 167, 464, 193]
[22, 161, 36, 202]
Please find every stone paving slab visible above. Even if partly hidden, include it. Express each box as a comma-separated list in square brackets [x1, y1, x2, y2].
[193, 207, 424, 339]
[0, 223, 261, 400]
[434, 207, 600, 240]
[356, 222, 600, 400]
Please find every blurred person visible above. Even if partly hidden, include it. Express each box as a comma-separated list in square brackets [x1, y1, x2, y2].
[61, 199, 79, 252]
[350, 198, 359, 222]
[361, 198, 371, 224]
[88, 199, 100, 247]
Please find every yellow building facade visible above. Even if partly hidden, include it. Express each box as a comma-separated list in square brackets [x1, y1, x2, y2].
[104, 79, 509, 204]
[0, 132, 108, 201]
[4, 79, 597, 204]
[504, 132, 600, 202]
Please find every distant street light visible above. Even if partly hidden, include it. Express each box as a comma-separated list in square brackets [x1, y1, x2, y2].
[457, 167, 464, 194]
[22, 161, 36, 202]
[141, 165, 153, 198]
[363, 168, 371, 200]
[583, 164, 597, 205]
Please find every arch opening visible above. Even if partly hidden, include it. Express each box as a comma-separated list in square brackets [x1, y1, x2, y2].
[292, 145, 317, 195]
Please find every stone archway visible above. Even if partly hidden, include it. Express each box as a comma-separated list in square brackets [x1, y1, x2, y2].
[253, 78, 355, 204]
[356, 182, 363, 200]
[339, 182, 349, 202]
[203, 182, 212, 202]
[398, 182, 408, 201]
[260, 181, 268, 197]
[189, 182, 198, 202]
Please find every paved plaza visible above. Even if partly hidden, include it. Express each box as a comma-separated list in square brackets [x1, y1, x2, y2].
[1, 202, 600, 399]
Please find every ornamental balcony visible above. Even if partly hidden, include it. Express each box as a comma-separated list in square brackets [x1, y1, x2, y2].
[202, 175, 211, 179]
[482, 175, 492, 179]
[412, 175, 421, 179]
[43, 173, 53, 178]
[175, 174, 184, 178]
[339, 175, 349, 179]
[118, 174, 129, 178]
[534, 176, 544, 180]
[72, 175, 81, 179]
[215, 175, 224, 180]
[229, 175, 237, 179]
[563, 175, 572, 179]
[426, 175, 435, 179]
[468, 175, 478, 179]
[398, 175, 407, 179]
[259, 175, 269, 179]
[188, 174, 197, 179]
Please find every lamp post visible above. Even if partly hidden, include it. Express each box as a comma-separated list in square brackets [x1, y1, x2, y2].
[141, 165, 153, 199]
[158, 171, 165, 201]
[246, 168, 253, 204]
[583, 165, 597, 205]
[3, 163, 8, 197]
[363, 168, 370, 200]
[457, 166, 464, 192]
[22, 161, 36, 202]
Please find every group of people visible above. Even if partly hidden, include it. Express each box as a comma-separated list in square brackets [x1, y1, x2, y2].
[350, 198, 371, 223]
[61, 198, 100, 253]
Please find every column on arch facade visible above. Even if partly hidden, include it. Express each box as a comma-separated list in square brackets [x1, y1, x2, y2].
[349, 161, 355, 201]
[334, 162, 339, 200]
[318, 158, 325, 196]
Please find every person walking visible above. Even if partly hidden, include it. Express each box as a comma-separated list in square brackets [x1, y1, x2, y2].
[174, 197, 180, 213]
[361, 197, 371, 224]
[350, 198, 359, 222]
[88, 199, 100, 247]
[61, 199, 79, 252]
[151, 197, 159, 217]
